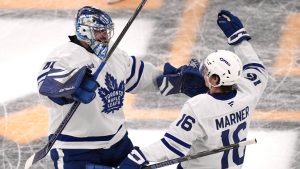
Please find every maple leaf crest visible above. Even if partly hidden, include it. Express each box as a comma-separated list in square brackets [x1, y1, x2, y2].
[98, 73, 125, 113]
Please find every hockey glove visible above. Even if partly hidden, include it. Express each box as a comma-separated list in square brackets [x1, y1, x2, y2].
[157, 60, 208, 97]
[39, 66, 99, 105]
[71, 67, 99, 104]
[157, 63, 182, 96]
[217, 10, 251, 45]
[118, 147, 149, 169]
[180, 63, 208, 97]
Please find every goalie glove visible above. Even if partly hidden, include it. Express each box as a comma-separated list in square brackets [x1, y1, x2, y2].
[118, 147, 149, 169]
[217, 10, 251, 45]
[157, 59, 208, 97]
[39, 66, 99, 105]
[71, 68, 99, 104]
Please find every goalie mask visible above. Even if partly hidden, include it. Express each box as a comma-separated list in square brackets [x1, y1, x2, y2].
[201, 50, 242, 88]
[75, 6, 114, 60]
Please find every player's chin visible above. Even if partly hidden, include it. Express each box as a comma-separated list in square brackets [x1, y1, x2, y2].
[98, 39, 109, 44]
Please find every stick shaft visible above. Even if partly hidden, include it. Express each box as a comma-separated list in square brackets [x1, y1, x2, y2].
[94, 0, 148, 77]
[144, 139, 257, 169]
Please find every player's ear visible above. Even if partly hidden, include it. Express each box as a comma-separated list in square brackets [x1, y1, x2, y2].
[210, 74, 220, 86]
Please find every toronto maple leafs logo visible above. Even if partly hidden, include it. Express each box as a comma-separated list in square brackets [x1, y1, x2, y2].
[98, 73, 125, 113]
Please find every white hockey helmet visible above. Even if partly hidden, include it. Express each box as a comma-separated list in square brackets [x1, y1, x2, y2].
[202, 50, 242, 87]
[75, 6, 114, 60]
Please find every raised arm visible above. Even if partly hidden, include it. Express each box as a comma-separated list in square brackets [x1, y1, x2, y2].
[217, 10, 268, 97]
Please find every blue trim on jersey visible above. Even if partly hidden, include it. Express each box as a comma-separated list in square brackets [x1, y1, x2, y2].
[243, 63, 265, 73]
[125, 61, 144, 92]
[37, 68, 63, 82]
[37, 72, 49, 82]
[164, 133, 191, 149]
[50, 149, 60, 169]
[208, 90, 237, 100]
[49, 68, 77, 79]
[126, 56, 136, 84]
[38, 79, 44, 87]
[161, 138, 185, 157]
[177, 163, 183, 169]
[49, 125, 123, 142]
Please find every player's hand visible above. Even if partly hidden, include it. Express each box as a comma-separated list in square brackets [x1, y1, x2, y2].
[117, 147, 149, 169]
[217, 10, 251, 45]
[72, 68, 99, 104]
[156, 63, 183, 96]
[39, 66, 99, 105]
[157, 60, 208, 97]
[180, 59, 208, 97]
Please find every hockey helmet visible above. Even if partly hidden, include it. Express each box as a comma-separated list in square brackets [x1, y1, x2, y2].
[75, 6, 114, 60]
[202, 50, 242, 87]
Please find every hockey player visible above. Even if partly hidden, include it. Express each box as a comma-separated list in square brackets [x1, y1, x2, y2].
[118, 10, 268, 169]
[36, 6, 206, 169]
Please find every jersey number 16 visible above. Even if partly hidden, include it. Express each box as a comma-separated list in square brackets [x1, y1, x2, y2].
[221, 121, 247, 169]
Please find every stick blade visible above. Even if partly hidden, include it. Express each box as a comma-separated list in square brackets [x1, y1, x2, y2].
[24, 154, 35, 169]
[24, 147, 48, 169]
[239, 138, 257, 147]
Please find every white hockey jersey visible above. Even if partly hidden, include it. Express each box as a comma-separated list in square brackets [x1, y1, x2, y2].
[141, 41, 268, 169]
[37, 39, 160, 149]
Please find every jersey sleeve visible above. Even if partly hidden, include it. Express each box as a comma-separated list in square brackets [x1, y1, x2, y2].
[234, 41, 268, 99]
[36, 51, 85, 105]
[125, 55, 161, 93]
[141, 102, 205, 162]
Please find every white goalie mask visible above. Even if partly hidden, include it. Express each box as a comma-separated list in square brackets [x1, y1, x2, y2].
[75, 6, 114, 60]
[201, 50, 242, 87]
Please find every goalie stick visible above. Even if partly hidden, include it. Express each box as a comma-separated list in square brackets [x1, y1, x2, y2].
[142, 139, 257, 169]
[24, 0, 148, 168]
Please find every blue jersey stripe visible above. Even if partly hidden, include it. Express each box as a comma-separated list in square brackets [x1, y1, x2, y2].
[49, 68, 77, 79]
[126, 61, 144, 92]
[48, 125, 123, 142]
[126, 56, 136, 84]
[164, 133, 191, 149]
[177, 163, 184, 169]
[208, 90, 237, 101]
[243, 63, 265, 73]
[37, 68, 63, 82]
[161, 138, 185, 157]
